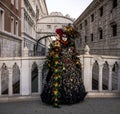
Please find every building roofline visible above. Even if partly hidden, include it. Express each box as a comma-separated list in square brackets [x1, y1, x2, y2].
[44, 0, 48, 14]
[74, 0, 101, 24]
[38, 0, 48, 15]
[39, 15, 74, 22]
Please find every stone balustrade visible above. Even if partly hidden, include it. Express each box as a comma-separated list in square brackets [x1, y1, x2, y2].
[0, 54, 120, 97]
[79, 54, 120, 93]
[0, 56, 45, 96]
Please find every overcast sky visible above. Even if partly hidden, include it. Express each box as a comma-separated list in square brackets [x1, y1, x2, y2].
[46, 0, 93, 19]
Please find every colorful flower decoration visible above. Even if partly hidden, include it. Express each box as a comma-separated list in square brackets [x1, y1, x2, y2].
[63, 24, 79, 39]
[53, 90, 58, 95]
[54, 40, 60, 47]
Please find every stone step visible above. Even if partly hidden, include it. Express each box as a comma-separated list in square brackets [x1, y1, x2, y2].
[87, 92, 120, 98]
[0, 92, 120, 103]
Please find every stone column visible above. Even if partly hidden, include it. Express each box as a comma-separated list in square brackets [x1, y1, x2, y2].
[38, 67, 42, 94]
[8, 68, 13, 96]
[83, 55, 92, 91]
[20, 57, 31, 95]
[118, 66, 120, 91]
[0, 70, 1, 96]
[21, 47, 31, 95]
[21, 57, 31, 95]
[99, 64, 103, 92]
[108, 65, 113, 91]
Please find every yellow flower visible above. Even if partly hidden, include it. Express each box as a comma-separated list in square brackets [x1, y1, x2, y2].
[55, 61, 58, 64]
[54, 82, 59, 87]
[54, 40, 60, 47]
[54, 68, 58, 72]
[54, 75, 60, 80]
[48, 63, 50, 67]
[53, 90, 58, 95]
[76, 61, 79, 64]
[55, 54, 59, 58]
[54, 98, 58, 101]
[63, 67, 65, 70]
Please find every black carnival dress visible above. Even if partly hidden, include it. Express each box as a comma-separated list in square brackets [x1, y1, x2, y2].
[41, 39, 87, 107]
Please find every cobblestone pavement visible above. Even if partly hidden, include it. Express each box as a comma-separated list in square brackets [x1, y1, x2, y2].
[0, 98, 120, 114]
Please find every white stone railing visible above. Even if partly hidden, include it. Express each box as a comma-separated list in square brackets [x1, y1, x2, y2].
[0, 53, 120, 97]
[79, 54, 120, 93]
[0, 56, 45, 96]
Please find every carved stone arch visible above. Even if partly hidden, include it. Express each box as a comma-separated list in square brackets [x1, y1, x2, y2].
[31, 62, 38, 71]
[12, 63, 20, 94]
[92, 60, 99, 90]
[102, 61, 109, 90]
[112, 61, 119, 90]
[1, 63, 9, 95]
[91, 58, 98, 68]
[31, 62, 38, 93]
[35, 62, 39, 68]
[14, 62, 21, 69]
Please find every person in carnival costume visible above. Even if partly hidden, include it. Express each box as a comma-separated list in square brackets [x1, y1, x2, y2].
[41, 24, 87, 108]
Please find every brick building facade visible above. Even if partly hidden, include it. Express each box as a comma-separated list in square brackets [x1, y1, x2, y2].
[0, 0, 21, 57]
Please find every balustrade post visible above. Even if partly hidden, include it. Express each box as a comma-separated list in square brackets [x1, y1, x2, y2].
[118, 67, 120, 91]
[83, 55, 92, 91]
[108, 65, 112, 91]
[38, 67, 42, 94]
[0, 70, 1, 96]
[8, 68, 13, 96]
[99, 64, 103, 92]
[21, 57, 31, 95]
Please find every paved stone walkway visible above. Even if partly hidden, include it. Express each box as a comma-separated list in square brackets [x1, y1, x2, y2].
[0, 98, 120, 114]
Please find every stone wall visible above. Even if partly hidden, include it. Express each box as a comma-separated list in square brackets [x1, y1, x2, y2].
[74, 0, 120, 56]
[0, 32, 21, 57]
